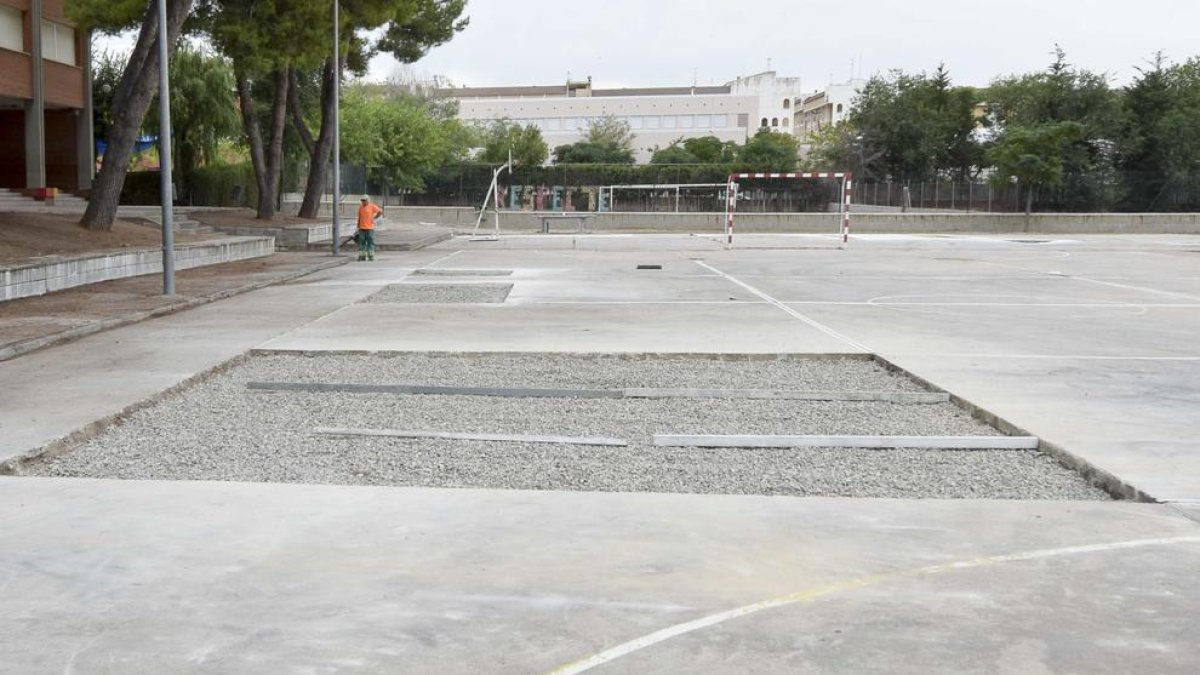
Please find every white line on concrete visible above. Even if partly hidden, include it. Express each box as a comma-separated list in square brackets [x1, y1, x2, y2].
[973, 258, 1200, 302]
[1067, 275, 1200, 302]
[653, 435, 1038, 449]
[313, 428, 628, 447]
[693, 260, 871, 352]
[547, 535, 1200, 675]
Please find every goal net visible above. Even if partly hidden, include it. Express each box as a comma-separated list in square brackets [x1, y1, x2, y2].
[725, 172, 854, 248]
[600, 183, 731, 213]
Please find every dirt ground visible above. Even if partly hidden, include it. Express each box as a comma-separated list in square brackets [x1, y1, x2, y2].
[190, 209, 328, 229]
[0, 253, 346, 353]
[0, 212, 205, 265]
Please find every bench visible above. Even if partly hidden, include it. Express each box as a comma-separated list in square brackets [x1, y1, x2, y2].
[540, 213, 592, 233]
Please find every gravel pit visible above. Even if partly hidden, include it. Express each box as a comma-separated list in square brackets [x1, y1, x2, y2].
[26, 353, 1110, 500]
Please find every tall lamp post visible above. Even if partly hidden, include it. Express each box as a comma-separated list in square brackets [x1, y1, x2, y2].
[157, 0, 175, 293]
[330, 0, 341, 255]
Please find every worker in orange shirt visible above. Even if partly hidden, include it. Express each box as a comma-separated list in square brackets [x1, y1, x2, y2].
[356, 194, 383, 261]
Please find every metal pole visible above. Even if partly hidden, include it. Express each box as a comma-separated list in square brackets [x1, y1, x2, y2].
[156, 0, 175, 295]
[330, 0, 341, 255]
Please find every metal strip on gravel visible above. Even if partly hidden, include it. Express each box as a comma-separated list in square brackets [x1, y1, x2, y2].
[623, 388, 950, 403]
[653, 435, 1042, 449]
[313, 427, 628, 446]
[247, 382, 621, 398]
[247, 381, 945, 403]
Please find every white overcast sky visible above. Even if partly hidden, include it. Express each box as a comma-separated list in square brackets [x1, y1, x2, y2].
[95, 0, 1199, 89]
[375, 0, 1200, 89]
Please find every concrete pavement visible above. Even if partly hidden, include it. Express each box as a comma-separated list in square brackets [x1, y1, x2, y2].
[2, 232, 1199, 673]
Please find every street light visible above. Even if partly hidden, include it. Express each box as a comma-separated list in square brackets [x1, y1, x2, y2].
[156, 0, 175, 294]
[330, 0, 341, 256]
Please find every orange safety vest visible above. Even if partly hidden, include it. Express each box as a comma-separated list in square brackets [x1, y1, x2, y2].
[357, 203, 382, 230]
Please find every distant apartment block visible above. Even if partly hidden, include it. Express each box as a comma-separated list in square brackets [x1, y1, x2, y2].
[794, 79, 866, 146]
[439, 71, 806, 164]
[0, 0, 92, 194]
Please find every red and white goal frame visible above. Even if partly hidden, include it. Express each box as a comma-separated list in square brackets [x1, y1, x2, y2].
[724, 172, 853, 248]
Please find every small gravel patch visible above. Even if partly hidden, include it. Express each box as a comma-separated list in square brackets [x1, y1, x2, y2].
[27, 353, 1109, 500]
[361, 283, 513, 304]
[412, 269, 513, 276]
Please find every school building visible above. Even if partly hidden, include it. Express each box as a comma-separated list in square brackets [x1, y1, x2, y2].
[0, 0, 92, 195]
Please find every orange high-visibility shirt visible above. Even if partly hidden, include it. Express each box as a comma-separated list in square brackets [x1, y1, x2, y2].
[357, 203, 382, 229]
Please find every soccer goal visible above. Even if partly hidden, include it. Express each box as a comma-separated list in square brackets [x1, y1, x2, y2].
[725, 172, 854, 248]
[470, 152, 513, 241]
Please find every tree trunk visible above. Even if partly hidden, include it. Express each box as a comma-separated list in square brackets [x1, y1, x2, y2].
[1024, 183, 1034, 231]
[80, 0, 191, 230]
[235, 71, 270, 216]
[259, 69, 289, 219]
[297, 58, 336, 219]
[236, 69, 289, 220]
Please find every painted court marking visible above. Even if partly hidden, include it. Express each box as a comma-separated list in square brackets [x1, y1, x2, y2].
[548, 535, 1200, 674]
[693, 260, 871, 352]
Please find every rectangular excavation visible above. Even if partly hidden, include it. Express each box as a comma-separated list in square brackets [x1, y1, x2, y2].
[24, 352, 1111, 500]
[412, 268, 514, 276]
[361, 283, 513, 304]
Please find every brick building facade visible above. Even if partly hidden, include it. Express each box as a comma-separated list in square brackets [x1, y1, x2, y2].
[0, 0, 91, 194]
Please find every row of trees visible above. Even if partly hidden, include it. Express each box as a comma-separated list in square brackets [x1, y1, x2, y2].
[74, 0, 468, 229]
[806, 49, 1200, 212]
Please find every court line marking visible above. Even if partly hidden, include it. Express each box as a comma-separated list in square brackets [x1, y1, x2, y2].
[548, 535, 1200, 675]
[974, 259, 1200, 302]
[693, 261, 871, 352]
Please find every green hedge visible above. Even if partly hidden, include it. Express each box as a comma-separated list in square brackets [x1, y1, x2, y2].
[189, 162, 258, 207]
[119, 171, 163, 205]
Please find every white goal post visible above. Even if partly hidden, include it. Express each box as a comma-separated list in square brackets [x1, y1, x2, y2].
[725, 172, 854, 248]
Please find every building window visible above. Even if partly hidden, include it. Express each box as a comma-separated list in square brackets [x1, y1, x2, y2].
[678, 115, 693, 129]
[662, 115, 676, 129]
[694, 114, 710, 129]
[781, 118, 789, 127]
[41, 20, 76, 65]
[760, 117, 768, 128]
[0, 6, 22, 52]
[771, 118, 778, 127]
[561, 117, 577, 130]
[836, 104, 843, 113]
[783, 99, 791, 109]
[644, 116, 660, 130]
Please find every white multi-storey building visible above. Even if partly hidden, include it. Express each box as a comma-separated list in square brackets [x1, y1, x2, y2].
[794, 79, 866, 143]
[438, 71, 807, 164]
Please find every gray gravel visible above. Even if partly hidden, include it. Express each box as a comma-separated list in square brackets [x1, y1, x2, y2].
[29, 353, 1109, 500]
[242, 352, 927, 391]
[361, 283, 513, 304]
[412, 268, 513, 276]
